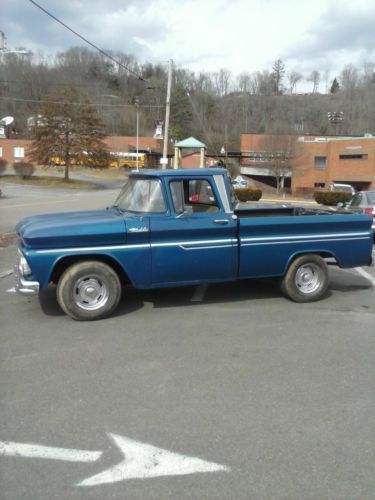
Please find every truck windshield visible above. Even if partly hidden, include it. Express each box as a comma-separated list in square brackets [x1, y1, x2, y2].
[114, 178, 166, 213]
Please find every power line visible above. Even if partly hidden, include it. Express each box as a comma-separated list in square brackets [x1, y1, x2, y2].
[0, 79, 113, 88]
[28, 0, 147, 83]
[0, 96, 163, 108]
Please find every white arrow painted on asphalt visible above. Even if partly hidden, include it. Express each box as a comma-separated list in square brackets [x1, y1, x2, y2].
[0, 440, 102, 462]
[0, 434, 230, 487]
[77, 433, 230, 487]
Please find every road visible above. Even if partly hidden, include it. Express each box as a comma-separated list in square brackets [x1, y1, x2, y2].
[0, 181, 122, 235]
[1, 183, 375, 500]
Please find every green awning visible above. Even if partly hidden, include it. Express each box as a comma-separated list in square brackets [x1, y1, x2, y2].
[174, 137, 207, 149]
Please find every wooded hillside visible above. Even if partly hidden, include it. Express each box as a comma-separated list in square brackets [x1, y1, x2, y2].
[1, 48, 375, 154]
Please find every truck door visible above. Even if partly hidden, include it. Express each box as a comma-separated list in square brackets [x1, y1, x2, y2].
[150, 177, 237, 286]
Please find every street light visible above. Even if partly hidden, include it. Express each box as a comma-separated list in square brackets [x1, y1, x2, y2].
[134, 96, 140, 171]
[327, 111, 344, 135]
[161, 59, 173, 169]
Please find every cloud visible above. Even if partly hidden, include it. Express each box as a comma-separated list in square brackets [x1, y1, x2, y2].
[2, 0, 169, 60]
[283, 2, 375, 70]
[2, 0, 375, 79]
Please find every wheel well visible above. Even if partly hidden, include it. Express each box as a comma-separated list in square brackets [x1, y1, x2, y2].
[287, 251, 337, 269]
[50, 255, 130, 285]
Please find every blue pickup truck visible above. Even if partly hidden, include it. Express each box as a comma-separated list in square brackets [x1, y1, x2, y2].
[15, 168, 373, 320]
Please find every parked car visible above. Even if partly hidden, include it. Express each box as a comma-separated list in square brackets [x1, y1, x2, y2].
[338, 190, 375, 238]
[232, 175, 248, 189]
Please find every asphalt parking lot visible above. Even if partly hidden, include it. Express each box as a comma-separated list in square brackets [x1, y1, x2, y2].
[1, 183, 375, 500]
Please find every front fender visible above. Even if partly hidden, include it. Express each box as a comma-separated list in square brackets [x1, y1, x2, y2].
[24, 244, 152, 290]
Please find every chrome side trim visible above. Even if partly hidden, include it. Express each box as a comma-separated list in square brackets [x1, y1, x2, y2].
[129, 227, 149, 233]
[36, 243, 151, 254]
[214, 174, 231, 213]
[241, 231, 369, 243]
[154, 238, 237, 248]
[36, 238, 238, 254]
[241, 237, 369, 247]
[33, 232, 369, 256]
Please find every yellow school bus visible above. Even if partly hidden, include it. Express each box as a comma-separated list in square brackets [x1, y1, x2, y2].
[50, 155, 66, 166]
[110, 152, 146, 169]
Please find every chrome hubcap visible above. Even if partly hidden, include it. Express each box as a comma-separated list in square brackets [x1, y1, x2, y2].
[73, 276, 109, 311]
[295, 264, 321, 294]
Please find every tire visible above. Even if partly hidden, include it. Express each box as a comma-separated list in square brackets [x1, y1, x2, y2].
[56, 261, 122, 321]
[280, 254, 329, 303]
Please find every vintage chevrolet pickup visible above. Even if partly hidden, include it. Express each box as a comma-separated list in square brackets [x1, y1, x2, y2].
[15, 168, 373, 320]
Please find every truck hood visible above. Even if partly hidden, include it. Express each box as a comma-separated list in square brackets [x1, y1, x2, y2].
[16, 208, 127, 249]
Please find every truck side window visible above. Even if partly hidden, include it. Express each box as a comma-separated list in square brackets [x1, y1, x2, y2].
[115, 178, 166, 213]
[170, 179, 219, 214]
[170, 180, 185, 214]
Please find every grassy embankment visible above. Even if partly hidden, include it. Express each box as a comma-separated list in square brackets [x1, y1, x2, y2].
[0, 165, 127, 189]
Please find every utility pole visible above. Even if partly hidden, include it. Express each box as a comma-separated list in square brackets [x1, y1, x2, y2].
[161, 59, 173, 169]
[135, 96, 139, 171]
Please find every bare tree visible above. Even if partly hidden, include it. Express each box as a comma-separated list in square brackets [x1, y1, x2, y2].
[237, 72, 252, 93]
[258, 132, 296, 193]
[288, 71, 303, 94]
[307, 70, 320, 93]
[253, 70, 274, 95]
[340, 64, 359, 91]
[213, 69, 232, 96]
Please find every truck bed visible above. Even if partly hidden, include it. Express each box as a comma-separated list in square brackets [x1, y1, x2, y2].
[235, 203, 373, 277]
[234, 202, 335, 218]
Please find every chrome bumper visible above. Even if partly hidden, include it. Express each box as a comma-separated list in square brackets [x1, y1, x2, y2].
[14, 263, 40, 295]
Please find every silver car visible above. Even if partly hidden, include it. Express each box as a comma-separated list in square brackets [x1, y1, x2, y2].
[342, 190, 375, 238]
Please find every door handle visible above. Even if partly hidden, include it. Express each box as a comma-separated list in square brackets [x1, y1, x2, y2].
[213, 219, 229, 225]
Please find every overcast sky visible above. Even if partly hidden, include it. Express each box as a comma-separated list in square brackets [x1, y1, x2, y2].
[2, 0, 375, 89]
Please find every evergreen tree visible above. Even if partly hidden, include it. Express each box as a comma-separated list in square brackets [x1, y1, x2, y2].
[271, 59, 285, 95]
[169, 83, 193, 140]
[330, 77, 340, 94]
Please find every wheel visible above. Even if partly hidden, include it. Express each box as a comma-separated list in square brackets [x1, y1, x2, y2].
[280, 254, 329, 303]
[56, 261, 122, 321]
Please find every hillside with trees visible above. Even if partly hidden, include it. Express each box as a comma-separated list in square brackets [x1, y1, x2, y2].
[1, 48, 375, 154]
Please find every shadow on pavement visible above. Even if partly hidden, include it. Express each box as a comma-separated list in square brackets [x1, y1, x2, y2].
[38, 273, 372, 319]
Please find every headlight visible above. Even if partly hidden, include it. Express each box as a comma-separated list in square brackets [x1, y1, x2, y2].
[19, 253, 32, 276]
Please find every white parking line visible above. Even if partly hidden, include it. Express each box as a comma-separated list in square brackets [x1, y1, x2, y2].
[191, 284, 208, 302]
[354, 267, 375, 287]
[7, 288, 16, 293]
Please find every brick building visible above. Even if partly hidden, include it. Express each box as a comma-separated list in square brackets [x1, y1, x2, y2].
[0, 138, 32, 165]
[240, 133, 375, 196]
[3, 133, 375, 198]
[0, 136, 164, 168]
